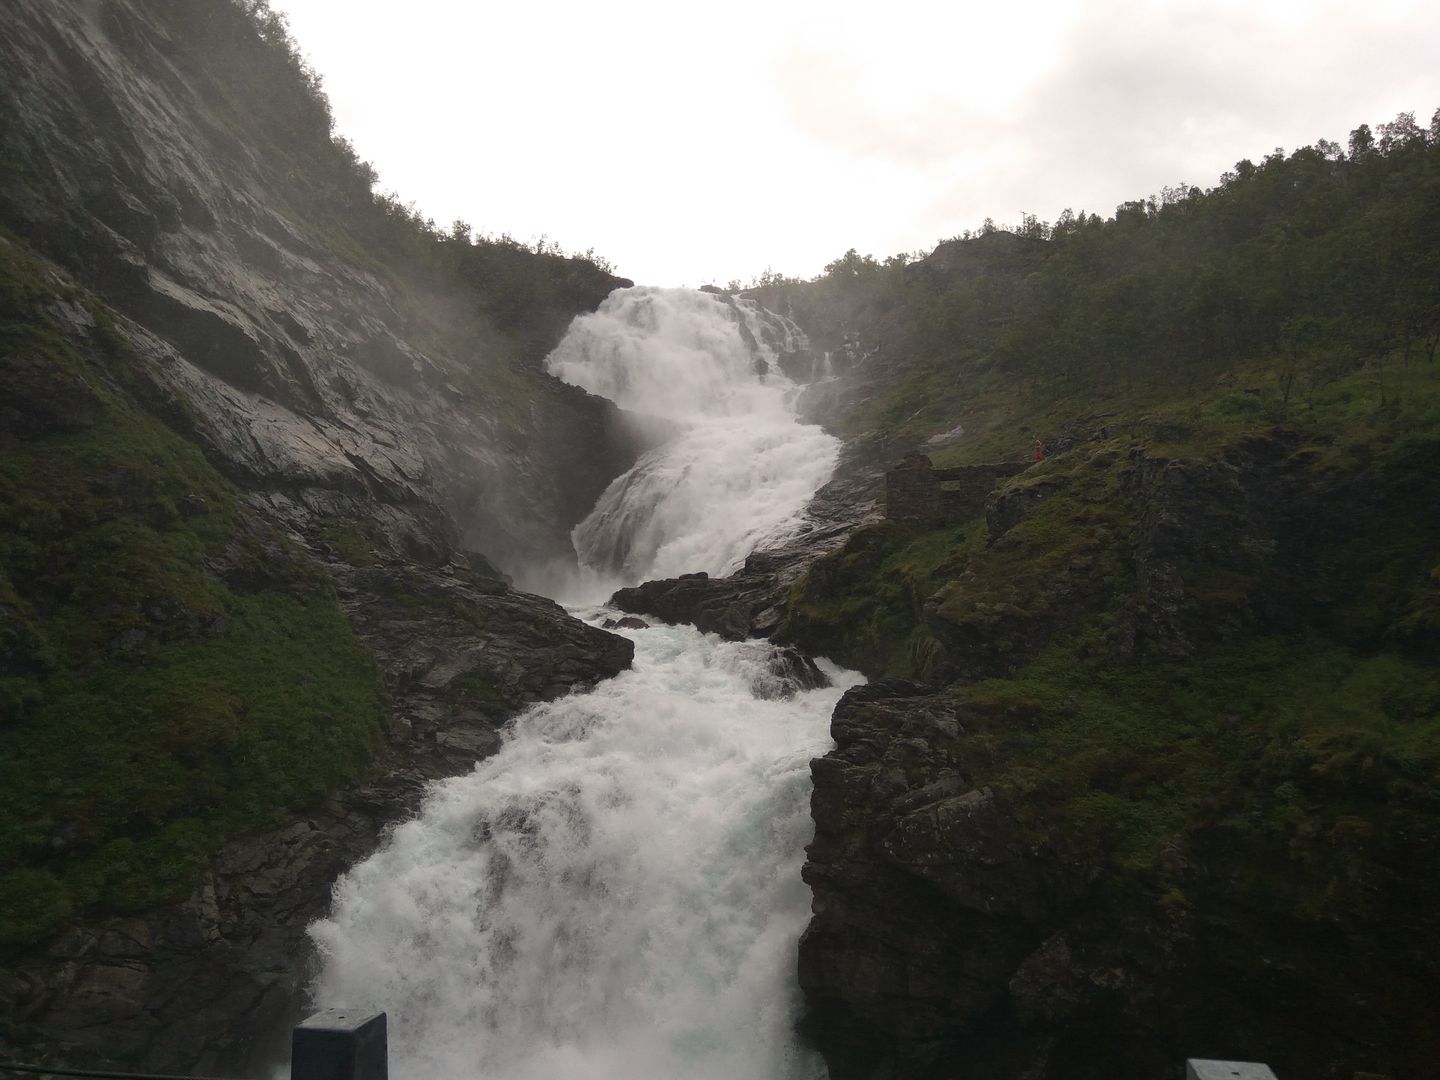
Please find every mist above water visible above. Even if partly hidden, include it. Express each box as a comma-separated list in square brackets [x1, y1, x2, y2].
[544, 287, 839, 600]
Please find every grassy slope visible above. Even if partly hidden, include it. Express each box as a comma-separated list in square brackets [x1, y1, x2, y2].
[0, 0, 629, 952]
[773, 128, 1440, 936]
[784, 347, 1440, 856]
[0, 240, 385, 947]
[783, 293, 1440, 1071]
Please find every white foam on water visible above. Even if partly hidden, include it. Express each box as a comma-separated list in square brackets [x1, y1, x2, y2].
[545, 287, 839, 599]
[310, 624, 863, 1080]
[310, 287, 856, 1079]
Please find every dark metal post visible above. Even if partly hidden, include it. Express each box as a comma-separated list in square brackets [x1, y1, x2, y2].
[291, 1011, 387, 1080]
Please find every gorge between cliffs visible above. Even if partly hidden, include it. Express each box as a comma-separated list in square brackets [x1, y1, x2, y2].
[308, 287, 862, 1080]
[4, 4, 1440, 1080]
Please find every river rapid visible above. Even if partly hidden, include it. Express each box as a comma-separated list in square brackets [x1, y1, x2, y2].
[308, 288, 857, 1079]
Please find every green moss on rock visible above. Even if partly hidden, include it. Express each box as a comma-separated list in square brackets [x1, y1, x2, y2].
[781, 521, 976, 678]
[0, 241, 385, 947]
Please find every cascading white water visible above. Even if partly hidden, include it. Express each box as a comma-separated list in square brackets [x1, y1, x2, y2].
[309, 287, 856, 1079]
[311, 626, 862, 1080]
[546, 287, 839, 593]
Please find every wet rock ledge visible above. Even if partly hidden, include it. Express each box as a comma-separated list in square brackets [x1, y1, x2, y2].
[2, 537, 633, 1074]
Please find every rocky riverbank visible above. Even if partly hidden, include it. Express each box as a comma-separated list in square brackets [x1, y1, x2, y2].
[608, 434, 888, 638]
[0, 1, 645, 1069]
[783, 413, 1440, 1079]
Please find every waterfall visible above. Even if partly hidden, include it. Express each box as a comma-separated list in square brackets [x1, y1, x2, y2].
[311, 627, 861, 1080]
[309, 288, 856, 1079]
[546, 287, 839, 593]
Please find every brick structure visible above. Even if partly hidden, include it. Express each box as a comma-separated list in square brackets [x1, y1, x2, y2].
[884, 452, 1028, 525]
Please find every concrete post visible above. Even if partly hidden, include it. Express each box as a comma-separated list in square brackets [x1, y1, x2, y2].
[1186, 1060, 1279, 1080]
[291, 1010, 388, 1080]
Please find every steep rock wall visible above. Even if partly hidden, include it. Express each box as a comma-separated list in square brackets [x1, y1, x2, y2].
[0, 0, 643, 570]
[0, 1, 648, 1070]
[798, 431, 1440, 1079]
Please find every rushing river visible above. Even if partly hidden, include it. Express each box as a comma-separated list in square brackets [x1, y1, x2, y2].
[308, 288, 856, 1079]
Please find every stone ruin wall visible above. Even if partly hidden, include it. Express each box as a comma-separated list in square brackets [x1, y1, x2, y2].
[884, 453, 1029, 525]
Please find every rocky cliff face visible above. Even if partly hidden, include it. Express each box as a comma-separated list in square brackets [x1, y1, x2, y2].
[802, 675, 1440, 1080]
[794, 427, 1440, 1079]
[0, 0, 647, 1070]
[0, 0, 643, 571]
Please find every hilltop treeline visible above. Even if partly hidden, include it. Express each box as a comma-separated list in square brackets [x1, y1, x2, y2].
[753, 109, 1440, 424]
[1001, 114, 1440, 391]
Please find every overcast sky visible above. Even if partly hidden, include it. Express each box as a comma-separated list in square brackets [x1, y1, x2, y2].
[268, 0, 1440, 287]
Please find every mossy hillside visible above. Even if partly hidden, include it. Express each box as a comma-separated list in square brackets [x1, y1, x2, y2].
[317, 522, 381, 567]
[840, 335, 1440, 470]
[788, 348, 1440, 677]
[944, 634, 1440, 937]
[781, 115, 1440, 1073]
[785, 347, 1440, 956]
[781, 522, 979, 678]
[784, 434, 1140, 682]
[0, 241, 385, 948]
[783, 452, 1129, 682]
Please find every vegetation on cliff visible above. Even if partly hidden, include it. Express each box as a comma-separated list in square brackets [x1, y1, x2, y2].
[0, 0, 647, 961]
[0, 240, 386, 947]
[774, 106, 1438, 672]
[175, 0, 626, 361]
[781, 109, 1440, 874]
[776, 111, 1440, 1077]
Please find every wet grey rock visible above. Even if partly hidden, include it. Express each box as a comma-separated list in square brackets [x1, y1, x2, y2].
[611, 437, 886, 640]
[0, 0, 645, 1072]
[601, 615, 650, 630]
[0, 0, 646, 574]
[611, 573, 758, 639]
[335, 562, 633, 727]
[799, 681, 1092, 1080]
[747, 645, 830, 700]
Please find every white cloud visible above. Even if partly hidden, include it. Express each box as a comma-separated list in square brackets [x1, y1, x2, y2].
[269, 0, 1440, 285]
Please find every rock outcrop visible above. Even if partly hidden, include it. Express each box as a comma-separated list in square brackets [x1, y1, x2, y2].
[800, 680, 1075, 1080]
[0, 0, 646, 572]
[801, 672, 1440, 1080]
[797, 428, 1440, 1079]
[883, 452, 1029, 526]
[0, 1, 646, 1071]
[610, 435, 888, 638]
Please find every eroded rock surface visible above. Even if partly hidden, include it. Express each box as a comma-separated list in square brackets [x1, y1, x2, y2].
[0, 0, 644, 1070]
[801, 674, 1440, 1080]
[610, 436, 887, 638]
[0, 0, 645, 571]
